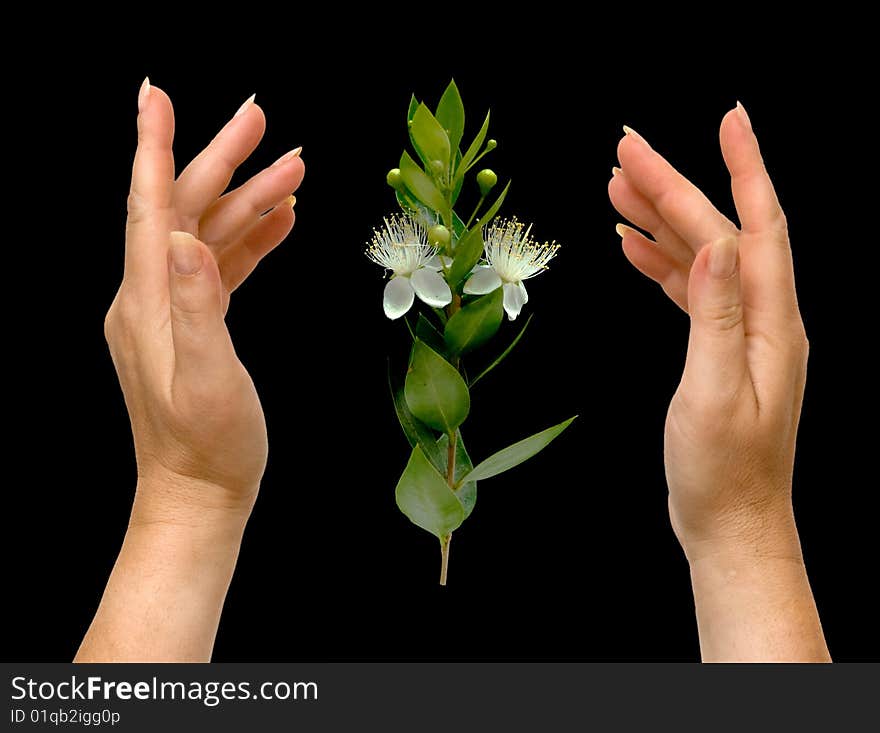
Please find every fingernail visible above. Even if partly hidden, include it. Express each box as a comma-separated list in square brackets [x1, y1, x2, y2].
[273, 147, 303, 165]
[623, 125, 650, 148]
[234, 93, 256, 118]
[708, 237, 739, 279]
[611, 166, 622, 176]
[138, 77, 151, 113]
[286, 195, 297, 208]
[616, 223, 637, 238]
[736, 100, 752, 131]
[169, 231, 202, 275]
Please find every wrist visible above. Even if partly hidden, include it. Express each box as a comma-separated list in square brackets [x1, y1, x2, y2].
[130, 468, 256, 538]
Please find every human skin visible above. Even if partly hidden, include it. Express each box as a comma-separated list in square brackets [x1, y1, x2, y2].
[75, 80, 304, 662]
[609, 104, 830, 661]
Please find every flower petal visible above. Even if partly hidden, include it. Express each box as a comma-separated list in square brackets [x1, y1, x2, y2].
[502, 280, 527, 321]
[425, 254, 453, 271]
[411, 267, 452, 308]
[463, 266, 503, 295]
[383, 276, 415, 320]
[518, 280, 529, 304]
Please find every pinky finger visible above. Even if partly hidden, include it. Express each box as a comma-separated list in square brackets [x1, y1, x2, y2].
[618, 224, 690, 312]
[219, 198, 296, 293]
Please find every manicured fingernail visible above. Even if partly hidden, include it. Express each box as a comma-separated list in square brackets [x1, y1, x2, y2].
[286, 195, 297, 208]
[623, 125, 650, 148]
[611, 166, 622, 176]
[273, 147, 303, 165]
[736, 100, 752, 131]
[235, 93, 256, 118]
[616, 223, 637, 238]
[169, 231, 202, 275]
[708, 237, 739, 279]
[138, 77, 150, 113]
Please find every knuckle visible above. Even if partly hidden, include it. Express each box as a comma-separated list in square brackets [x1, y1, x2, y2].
[700, 301, 743, 332]
[126, 190, 149, 225]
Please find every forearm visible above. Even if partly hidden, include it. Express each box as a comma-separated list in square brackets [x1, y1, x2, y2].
[75, 480, 251, 662]
[688, 521, 830, 662]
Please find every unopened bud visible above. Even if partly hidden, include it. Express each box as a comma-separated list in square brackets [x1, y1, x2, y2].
[476, 169, 498, 196]
[386, 168, 403, 189]
[428, 224, 451, 248]
[485, 139, 497, 151]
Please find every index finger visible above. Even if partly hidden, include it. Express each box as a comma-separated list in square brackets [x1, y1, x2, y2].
[125, 78, 176, 283]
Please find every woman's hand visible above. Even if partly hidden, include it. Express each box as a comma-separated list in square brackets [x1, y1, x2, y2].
[76, 80, 303, 661]
[609, 104, 829, 661]
[105, 79, 304, 523]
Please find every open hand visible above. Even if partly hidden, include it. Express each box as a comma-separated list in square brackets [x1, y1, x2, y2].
[104, 79, 305, 523]
[609, 104, 808, 564]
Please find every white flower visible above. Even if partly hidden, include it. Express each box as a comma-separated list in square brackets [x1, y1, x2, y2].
[463, 217, 560, 320]
[366, 214, 452, 320]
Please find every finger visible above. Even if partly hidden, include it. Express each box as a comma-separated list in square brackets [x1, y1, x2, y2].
[126, 78, 175, 280]
[199, 148, 304, 249]
[608, 167, 694, 266]
[719, 103, 787, 235]
[167, 231, 234, 380]
[681, 237, 750, 403]
[617, 128, 737, 248]
[219, 198, 296, 293]
[174, 95, 267, 225]
[617, 224, 689, 311]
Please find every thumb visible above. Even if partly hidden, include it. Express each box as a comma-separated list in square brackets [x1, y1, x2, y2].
[167, 231, 233, 380]
[681, 237, 748, 399]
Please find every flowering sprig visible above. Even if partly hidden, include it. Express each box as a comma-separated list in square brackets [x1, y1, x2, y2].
[370, 81, 576, 584]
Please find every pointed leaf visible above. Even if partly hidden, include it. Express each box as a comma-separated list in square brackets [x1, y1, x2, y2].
[458, 416, 577, 484]
[469, 314, 533, 387]
[447, 227, 484, 290]
[396, 445, 464, 539]
[411, 103, 451, 172]
[444, 288, 504, 355]
[405, 339, 470, 432]
[415, 313, 448, 358]
[389, 363, 444, 472]
[451, 210, 467, 244]
[399, 150, 446, 212]
[437, 432, 477, 519]
[436, 80, 465, 152]
[407, 94, 419, 124]
[457, 109, 490, 180]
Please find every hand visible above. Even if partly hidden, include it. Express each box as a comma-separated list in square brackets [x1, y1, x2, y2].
[609, 104, 807, 563]
[104, 79, 305, 523]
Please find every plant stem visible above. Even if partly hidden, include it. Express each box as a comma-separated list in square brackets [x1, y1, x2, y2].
[439, 533, 451, 585]
[465, 195, 486, 229]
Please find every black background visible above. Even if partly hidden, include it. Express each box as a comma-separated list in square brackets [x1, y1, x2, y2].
[6, 18, 877, 661]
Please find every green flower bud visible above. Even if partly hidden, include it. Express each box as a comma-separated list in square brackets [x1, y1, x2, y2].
[428, 224, 451, 248]
[386, 168, 403, 189]
[430, 159, 445, 176]
[485, 139, 497, 151]
[476, 168, 498, 196]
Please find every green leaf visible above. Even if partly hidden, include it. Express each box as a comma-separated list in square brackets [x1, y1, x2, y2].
[451, 211, 467, 244]
[396, 188, 421, 214]
[458, 416, 577, 484]
[405, 339, 470, 433]
[399, 151, 446, 212]
[444, 288, 503, 355]
[411, 103, 451, 173]
[446, 227, 484, 290]
[435, 80, 465, 152]
[475, 180, 510, 227]
[469, 314, 533, 387]
[457, 109, 490, 180]
[407, 94, 419, 124]
[450, 150, 464, 206]
[437, 432, 477, 519]
[396, 445, 464, 539]
[415, 313, 448, 358]
[388, 363, 445, 473]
